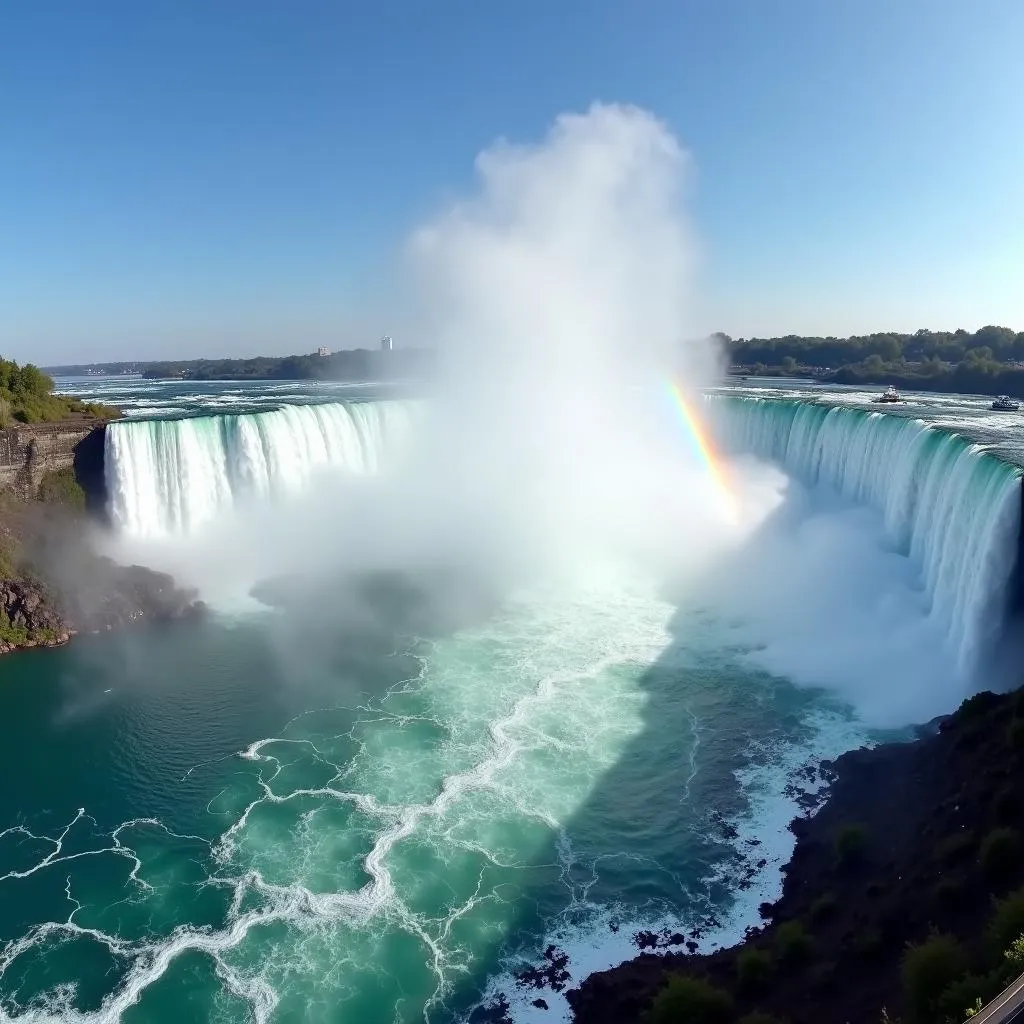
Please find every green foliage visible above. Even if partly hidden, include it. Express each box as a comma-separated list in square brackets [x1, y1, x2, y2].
[0, 612, 29, 646]
[36, 468, 86, 510]
[727, 325, 1024, 398]
[0, 613, 56, 648]
[900, 934, 968, 1022]
[936, 974, 998, 1022]
[1005, 934, 1024, 970]
[772, 920, 814, 966]
[980, 828, 1022, 881]
[0, 536, 16, 579]
[834, 823, 868, 865]
[989, 888, 1024, 953]
[646, 975, 734, 1024]
[735, 947, 774, 991]
[0, 356, 117, 424]
[809, 892, 838, 923]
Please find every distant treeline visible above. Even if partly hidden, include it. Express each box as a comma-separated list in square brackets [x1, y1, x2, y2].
[724, 325, 1024, 396]
[46, 349, 437, 383]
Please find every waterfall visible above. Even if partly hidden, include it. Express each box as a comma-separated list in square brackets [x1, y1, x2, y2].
[106, 400, 416, 537]
[709, 395, 1022, 675]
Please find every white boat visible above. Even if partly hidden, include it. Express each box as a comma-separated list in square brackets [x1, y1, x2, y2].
[875, 386, 900, 404]
[991, 395, 1020, 411]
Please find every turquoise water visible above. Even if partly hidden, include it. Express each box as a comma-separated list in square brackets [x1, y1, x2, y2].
[0, 557, 864, 1023]
[3, 376, 1012, 1022]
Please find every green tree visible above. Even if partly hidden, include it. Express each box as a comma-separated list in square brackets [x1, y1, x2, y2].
[647, 975, 734, 1024]
[902, 934, 968, 1022]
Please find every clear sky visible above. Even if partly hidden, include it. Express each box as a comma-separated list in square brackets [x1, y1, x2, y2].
[2, 0, 1022, 364]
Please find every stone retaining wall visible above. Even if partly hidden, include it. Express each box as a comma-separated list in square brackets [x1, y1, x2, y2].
[0, 422, 106, 500]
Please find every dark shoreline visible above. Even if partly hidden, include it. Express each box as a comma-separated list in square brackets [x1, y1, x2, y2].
[553, 688, 1024, 1023]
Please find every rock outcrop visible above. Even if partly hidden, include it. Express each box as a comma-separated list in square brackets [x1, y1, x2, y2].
[0, 559, 204, 655]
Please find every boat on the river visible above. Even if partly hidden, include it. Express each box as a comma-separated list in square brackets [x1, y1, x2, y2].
[875, 386, 901, 404]
[991, 395, 1020, 411]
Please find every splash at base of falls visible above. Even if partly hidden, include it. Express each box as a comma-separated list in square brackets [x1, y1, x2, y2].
[709, 395, 1022, 677]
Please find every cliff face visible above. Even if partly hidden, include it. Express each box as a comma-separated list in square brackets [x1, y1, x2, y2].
[0, 421, 107, 508]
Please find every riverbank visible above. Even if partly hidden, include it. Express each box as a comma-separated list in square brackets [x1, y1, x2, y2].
[564, 687, 1024, 1022]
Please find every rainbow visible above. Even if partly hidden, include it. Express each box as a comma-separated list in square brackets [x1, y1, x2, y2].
[665, 381, 739, 522]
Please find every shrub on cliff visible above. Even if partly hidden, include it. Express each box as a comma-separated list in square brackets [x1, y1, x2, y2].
[772, 921, 814, 967]
[980, 827, 1022, 882]
[937, 973, 999, 1022]
[834, 823, 868, 865]
[735, 947, 774, 991]
[0, 537, 16, 579]
[0, 612, 30, 646]
[901, 933, 968, 1022]
[36, 468, 86, 510]
[647, 975, 734, 1024]
[988, 887, 1024, 954]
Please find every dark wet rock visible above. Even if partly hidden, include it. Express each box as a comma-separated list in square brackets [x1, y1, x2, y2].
[514, 945, 571, 992]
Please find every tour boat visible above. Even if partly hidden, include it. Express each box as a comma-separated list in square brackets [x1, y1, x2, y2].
[991, 395, 1020, 411]
[875, 386, 901, 403]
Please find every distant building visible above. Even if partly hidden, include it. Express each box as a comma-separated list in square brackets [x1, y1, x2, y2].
[317, 346, 331, 358]
[380, 336, 393, 352]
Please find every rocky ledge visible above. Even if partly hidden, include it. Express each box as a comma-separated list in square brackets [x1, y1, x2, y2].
[0, 484, 205, 655]
[0, 561, 205, 654]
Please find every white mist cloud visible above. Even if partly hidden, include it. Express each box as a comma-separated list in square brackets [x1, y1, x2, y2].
[103, 103, 978, 732]
[391, 103, 728, 578]
[699, 480, 973, 727]
[107, 103, 735, 597]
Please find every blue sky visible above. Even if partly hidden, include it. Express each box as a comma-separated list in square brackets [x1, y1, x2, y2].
[2, 0, 1022, 363]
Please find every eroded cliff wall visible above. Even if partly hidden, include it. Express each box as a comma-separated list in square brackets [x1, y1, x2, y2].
[0, 422, 106, 506]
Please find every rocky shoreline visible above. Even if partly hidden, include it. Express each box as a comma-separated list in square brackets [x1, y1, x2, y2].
[557, 688, 1024, 1023]
[469, 688, 1024, 1023]
[0, 562, 205, 655]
